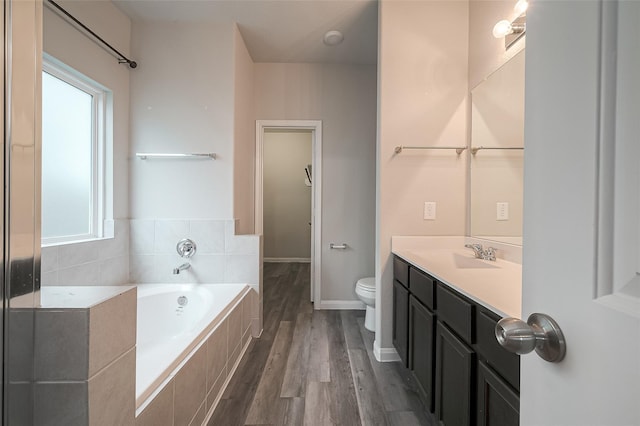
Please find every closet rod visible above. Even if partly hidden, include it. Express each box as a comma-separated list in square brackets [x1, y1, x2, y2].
[46, 0, 138, 69]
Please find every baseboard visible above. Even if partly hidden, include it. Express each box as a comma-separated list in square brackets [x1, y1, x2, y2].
[374, 339, 401, 362]
[264, 257, 311, 263]
[315, 300, 365, 310]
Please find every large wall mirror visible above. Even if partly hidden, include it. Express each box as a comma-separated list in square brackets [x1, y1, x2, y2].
[470, 49, 525, 246]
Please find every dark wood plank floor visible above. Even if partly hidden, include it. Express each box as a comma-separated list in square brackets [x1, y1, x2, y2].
[208, 262, 436, 426]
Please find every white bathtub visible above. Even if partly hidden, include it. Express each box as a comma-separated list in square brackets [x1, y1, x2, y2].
[135, 283, 249, 407]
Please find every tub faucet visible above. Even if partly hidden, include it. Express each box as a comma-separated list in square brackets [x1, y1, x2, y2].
[173, 262, 191, 274]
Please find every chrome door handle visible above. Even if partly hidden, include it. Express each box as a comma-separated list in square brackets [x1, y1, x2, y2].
[495, 313, 566, 363]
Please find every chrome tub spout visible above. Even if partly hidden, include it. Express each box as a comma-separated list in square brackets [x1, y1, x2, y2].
[173, 262, 191, 274]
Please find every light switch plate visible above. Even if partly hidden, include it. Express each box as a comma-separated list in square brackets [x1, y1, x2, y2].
[424, 202, 436, 220]
[497, 202, 509, 221]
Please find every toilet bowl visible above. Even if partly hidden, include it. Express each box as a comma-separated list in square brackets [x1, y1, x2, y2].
[355, 277, 376, 332]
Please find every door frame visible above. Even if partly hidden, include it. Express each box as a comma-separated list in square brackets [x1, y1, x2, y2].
[255, 120, 322, 303]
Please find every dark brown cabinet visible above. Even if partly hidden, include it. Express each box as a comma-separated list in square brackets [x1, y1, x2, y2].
[392, 279, 409, 366]
[435, 322, 475, 426]
[409, 295, 435, 411]
[392, 255, 520, 426]
[477, 361, 519, 426]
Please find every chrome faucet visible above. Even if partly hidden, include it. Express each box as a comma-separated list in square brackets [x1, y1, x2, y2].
[465, 243, 484, 258]
[464, 244, 497, 261]
[483, 247, 497, 261]
[173, 262, 191, 274]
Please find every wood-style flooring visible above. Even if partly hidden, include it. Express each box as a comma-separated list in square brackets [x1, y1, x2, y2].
[207, 262, 436, 426]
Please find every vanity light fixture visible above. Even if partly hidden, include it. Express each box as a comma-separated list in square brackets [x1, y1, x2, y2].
[513, 0, 529, 16]
[493, 0, 528, 49]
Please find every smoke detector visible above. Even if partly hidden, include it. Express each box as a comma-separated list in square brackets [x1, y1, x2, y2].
[323, 30, 344, 46]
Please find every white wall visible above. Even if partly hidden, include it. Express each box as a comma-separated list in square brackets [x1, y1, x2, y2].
[129, 21, 235, 220]
[233, 24, 256, 235]
[263, 130, 312, 260]
[377, 0, 469, 353]
[128, 21, 261, 324]
[41, 0, 131, 286]
[255, 63, 377, 303]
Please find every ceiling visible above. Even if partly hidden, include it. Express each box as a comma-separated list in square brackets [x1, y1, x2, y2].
[113, 0, 379, 65]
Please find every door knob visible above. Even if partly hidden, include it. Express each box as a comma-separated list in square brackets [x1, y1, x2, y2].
[495, 313, 566, 363]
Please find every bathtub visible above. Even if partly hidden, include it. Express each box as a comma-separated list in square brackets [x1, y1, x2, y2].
[135, 283, 250, 408]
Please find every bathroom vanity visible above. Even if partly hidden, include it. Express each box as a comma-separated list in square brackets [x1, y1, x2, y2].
[392, 238, 521, 426]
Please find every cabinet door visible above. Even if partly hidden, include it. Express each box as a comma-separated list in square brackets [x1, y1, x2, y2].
[435, 322, 474, 426]
[475, 309, 520, 391]
[392, 279, 409, 366]
[409, 295, 435, 412]
[477, 361, 519, 426]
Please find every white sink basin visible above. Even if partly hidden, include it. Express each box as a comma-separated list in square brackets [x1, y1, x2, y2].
[452, 253, 499, 269]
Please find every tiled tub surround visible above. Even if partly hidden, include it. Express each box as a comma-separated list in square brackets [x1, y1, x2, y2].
[130, 219, 260, 291]
[40, 219, 130, 287]
[135, 283, 255, 404]
[34, 286, 137, 426]
[136, 286, 256, 426]
[34, 284, 257, 426]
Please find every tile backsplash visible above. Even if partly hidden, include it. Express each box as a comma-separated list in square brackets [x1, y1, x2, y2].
[129, 219, 260, 289]
[41, 219, 261, 291]
[41, 220, 130, 286]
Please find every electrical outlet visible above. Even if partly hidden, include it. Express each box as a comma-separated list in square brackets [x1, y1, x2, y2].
[497, 202, 509, 221]
[424, 202, 437, 220]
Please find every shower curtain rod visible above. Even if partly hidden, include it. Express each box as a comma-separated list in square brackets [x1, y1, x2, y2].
[45, 0, 138, 69]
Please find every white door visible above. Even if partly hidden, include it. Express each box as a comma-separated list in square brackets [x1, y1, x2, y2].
[521, 0, 640, 424]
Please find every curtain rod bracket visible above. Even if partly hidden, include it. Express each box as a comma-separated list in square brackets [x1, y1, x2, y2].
[118, 59, 138, 69]
[46, 0, 138, 69]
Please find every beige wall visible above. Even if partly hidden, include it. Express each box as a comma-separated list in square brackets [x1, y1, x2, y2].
[377, 0, 469, 352]
[263, 130, 312, 260]
[255, 63, 377, 303]
[129, 21, 235, 219]
[233, 25, 256, 235]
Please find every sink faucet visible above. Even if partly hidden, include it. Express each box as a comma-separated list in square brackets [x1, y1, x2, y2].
[483, 247, 497, 261]
[465, 243, 484, 258]
[173, 262, 191, 274]
[464, 244, 497, 261]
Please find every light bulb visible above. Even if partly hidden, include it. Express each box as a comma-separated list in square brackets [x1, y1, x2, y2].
[493, 20, 513, 38]
[514, 0, 529, 16]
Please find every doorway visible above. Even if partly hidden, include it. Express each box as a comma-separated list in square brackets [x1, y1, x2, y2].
[255, 120, 322, 303]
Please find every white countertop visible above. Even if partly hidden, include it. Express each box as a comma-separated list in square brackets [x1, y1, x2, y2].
[392, 238, 522, 319]
[40, 285, 136, 309]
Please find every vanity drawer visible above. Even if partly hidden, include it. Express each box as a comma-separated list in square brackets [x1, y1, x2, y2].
[475, 309, 520, 391]
[436, 284, 474, 344]
[394, 256, 409, 288]
[409, 268, 436, 310]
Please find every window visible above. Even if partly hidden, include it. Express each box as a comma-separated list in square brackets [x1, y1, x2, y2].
[41, 58, 108, 244]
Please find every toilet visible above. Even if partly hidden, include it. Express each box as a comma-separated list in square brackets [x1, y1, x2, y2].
[355, 277, 376, 332]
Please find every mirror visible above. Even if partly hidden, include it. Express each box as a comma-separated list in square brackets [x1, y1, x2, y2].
[470, 50, 525, 246]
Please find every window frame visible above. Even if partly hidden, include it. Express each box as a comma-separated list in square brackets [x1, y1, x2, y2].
[41, 57, 107, 245]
